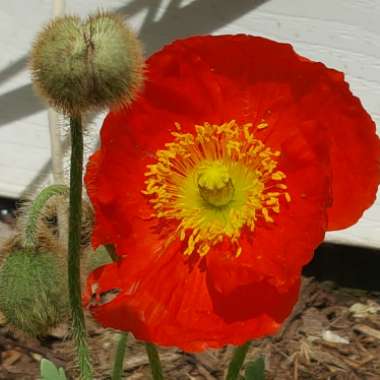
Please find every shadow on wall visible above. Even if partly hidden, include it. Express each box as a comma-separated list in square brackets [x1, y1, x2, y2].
[117, 0, 269, 55]
[0, 0, 268, 128]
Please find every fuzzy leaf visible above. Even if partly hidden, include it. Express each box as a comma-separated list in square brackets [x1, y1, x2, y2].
[40, 359, 67, 380]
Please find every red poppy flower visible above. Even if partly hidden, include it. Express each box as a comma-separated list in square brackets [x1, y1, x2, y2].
[84, 35, 380, 351]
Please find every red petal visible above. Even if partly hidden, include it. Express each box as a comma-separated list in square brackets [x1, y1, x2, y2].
[84, 249, 300, 352]
[85, 35, 380, 349]
[169, 35, 380, 229]
[207, 117, 330, 295]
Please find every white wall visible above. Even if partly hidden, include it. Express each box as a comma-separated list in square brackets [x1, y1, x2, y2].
[0, 0, 379, 247]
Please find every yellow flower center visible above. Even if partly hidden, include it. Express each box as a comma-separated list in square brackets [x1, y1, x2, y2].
[143, 120, 290, 257]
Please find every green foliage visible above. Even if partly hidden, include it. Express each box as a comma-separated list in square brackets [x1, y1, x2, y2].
[40, 359, 67, 380]
[244, 357, 265, 380]
[226, 341, 251, 380]
[0, 249, 69, 336]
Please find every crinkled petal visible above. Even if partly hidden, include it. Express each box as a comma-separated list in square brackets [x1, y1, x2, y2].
[169, 35, 380, 229]
[85, 35, 380, 350]
[84, 248, 300, 351]
[207, 118, 330, 295]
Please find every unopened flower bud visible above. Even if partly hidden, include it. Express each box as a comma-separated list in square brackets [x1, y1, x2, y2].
[30, 12, 144, 114]
[0, 248, 68, 336]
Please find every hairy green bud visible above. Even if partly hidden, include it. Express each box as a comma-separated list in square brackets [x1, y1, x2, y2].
[0, 249, 69, 336]
[30, 12, 144, 114]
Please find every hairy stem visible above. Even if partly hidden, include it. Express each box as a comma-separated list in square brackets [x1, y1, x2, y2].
[225, 341, 251, 380]
[145, 343, 164, 380]
[68, 114, 92, 379]
[23, 184, 69, 249]
[111, 333, 128, 380]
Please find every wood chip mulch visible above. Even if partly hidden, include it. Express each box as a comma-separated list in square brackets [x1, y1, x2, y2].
[1, 276, 379, 379]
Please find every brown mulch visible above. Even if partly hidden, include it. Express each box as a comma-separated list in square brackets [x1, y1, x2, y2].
[1, 221, 380, 379]
[0, 217, 380, 380]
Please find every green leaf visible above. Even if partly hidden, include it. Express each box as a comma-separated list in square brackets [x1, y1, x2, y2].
[40, 359, 67, 380]
[244, 357, 265, 380]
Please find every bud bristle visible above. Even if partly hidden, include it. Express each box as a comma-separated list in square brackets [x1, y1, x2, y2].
[30, 12, 144, 114]
[0, 249, 69, 336]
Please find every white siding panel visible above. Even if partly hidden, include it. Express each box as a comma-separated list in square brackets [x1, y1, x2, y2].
[0, 0, 379, 247]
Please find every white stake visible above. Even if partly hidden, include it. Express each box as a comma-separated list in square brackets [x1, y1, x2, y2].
[48, 0, 65, 184]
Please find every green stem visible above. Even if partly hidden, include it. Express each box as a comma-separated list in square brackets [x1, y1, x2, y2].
[225, 341, 251, 380]
[68, 115, 92, 379]
[111, 333, 128, 380]
[23, 184, 69, 249]
[106, 246, 128, 380]
[145, 343, 164, 380]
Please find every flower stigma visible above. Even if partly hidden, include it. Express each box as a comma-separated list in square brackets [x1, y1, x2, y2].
[142, 120, 291, 257]
[197, 160, 235, 207]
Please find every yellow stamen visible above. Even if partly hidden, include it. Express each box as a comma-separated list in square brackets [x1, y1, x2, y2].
[142, 120, 290, 256]
[256, 120, 269, 129]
